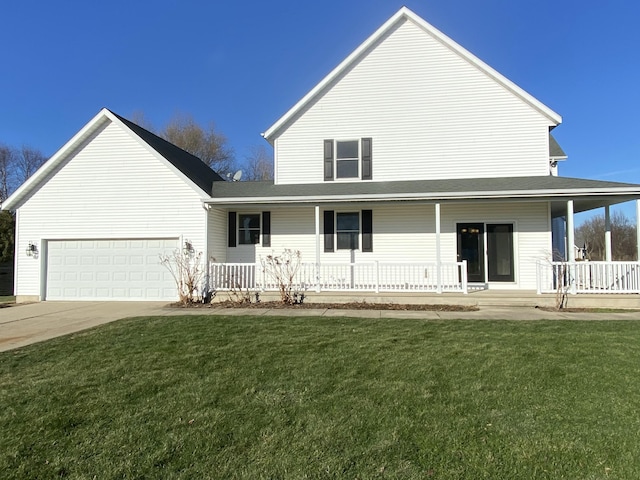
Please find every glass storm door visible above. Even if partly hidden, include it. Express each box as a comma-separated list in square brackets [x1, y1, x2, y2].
[487, 224, 514, 282]
[457, 223, 485, 283]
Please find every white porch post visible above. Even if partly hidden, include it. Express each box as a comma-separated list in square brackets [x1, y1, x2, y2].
[315, 205, 321, 293]
[567, 200, 575, 262]
[435, 203, 442, 293]
[637, 200, 640, 262]
[567, 200, 576, 294]
[605, 205, 612, 262]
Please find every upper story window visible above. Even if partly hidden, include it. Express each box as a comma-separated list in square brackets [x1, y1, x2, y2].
[336, 141, 359, 178]
[324, 138, 372, 181]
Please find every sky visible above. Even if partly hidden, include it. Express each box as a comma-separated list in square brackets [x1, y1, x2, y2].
[1, 0, 639, 222]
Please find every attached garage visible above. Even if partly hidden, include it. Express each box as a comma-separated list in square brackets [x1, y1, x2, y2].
[1, 109, 224, 302]
[46, 238, 178, 300]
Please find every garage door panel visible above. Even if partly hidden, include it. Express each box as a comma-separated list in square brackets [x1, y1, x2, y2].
[47, 238, 179, 300]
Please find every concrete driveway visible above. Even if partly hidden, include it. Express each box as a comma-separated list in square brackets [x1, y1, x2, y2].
[0, 302, 172, 352]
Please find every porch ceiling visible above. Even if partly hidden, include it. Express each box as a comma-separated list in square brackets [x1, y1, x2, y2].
[550, 196, 640, 217]
[207, 176, 640, 209]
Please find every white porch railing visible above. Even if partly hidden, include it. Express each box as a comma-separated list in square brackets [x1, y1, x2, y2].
[209, 261, 468, 294]
[537, 261, 640, 294]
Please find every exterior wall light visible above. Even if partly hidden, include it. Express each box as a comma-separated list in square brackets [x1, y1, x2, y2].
[183, 240, 193, 255]
[26, 242, 38, 257]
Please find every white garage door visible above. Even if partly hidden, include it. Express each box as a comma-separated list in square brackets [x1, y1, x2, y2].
[46, 238, 179, 300]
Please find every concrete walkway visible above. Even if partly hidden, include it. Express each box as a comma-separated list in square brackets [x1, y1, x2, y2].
[2, 301, 640, 352]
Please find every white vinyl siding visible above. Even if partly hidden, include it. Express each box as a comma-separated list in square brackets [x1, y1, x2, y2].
[227, 207, 316, 264]
[15, 120, 207, 299]
[441, 202, 551, 289]
[208, 207, 228, 263]
[275, 19, 553, 185]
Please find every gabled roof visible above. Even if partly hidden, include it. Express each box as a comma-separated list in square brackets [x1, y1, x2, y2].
[2, 108, 224, 210]
[109, 111, 224, 192]
[549, 134, 567, 159]
[262, 6, 562, 142]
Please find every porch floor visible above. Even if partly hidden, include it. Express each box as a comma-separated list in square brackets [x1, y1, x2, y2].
[239, 290, 640, 309]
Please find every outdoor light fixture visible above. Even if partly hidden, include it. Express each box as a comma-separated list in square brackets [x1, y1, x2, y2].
[183, 240, 193, 254]
[26, 242, 37, 257]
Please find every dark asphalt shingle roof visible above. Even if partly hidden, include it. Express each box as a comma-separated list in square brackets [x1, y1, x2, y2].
[111, 111, 224, 193]
[210, 176, 640, 201]
[549, 134, 567, 158]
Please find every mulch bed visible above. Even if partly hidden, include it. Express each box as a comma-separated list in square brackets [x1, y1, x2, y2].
[171, 300, 478, 312]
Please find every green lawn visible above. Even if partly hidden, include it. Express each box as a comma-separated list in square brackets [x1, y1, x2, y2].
[2, 316, 640, 479]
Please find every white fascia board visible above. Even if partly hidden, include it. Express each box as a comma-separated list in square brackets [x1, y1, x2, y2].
[105, 111, 209, 199]
[204, 187, 640, 205]
[262, 7, 561, 141]
[1, 108, 112, 211]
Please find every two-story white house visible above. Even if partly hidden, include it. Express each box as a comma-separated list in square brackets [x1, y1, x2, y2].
[3, 7, 640, 302]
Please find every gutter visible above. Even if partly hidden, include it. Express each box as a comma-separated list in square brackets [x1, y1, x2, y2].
[203, 187, 640, 206]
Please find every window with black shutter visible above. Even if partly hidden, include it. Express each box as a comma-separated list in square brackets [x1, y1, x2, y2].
[324, 138, 372, 181]
[228, 211, 237, 247]
[362, 209, 373, 252]
[262, 211, 271, 247]
[324, 210, 335, 252]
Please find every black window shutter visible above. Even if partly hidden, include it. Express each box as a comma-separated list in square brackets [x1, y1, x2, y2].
[262, 211, 271, 247]
[228, 211, 236, 247]
[324, 140, 334, 181]
[361, 138, 372, 180]
[362, 209, 373, 252]
[324, 210, 334, 252]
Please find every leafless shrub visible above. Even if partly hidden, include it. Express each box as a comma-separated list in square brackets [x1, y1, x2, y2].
[261, 249, 304, 305]
[555, 262, 570, 310]
[226, 271, 253, 305]
[160, 247, 206, 305]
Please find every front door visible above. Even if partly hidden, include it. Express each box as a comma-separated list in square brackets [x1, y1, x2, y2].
[487, 224, 515, 282]
[457, 223, 485, 283]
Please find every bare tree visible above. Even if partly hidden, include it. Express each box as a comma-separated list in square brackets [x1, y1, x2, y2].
[16, 146, 46, 184]
[243, 145, 274, 181]
[0, 145, 14, 201]
[0, 210, 14, 262]
[576, 211, 637, 261]
[129, 110, 156, 132]
[126, 112, 236, 175]
[161, 114, 235, 174]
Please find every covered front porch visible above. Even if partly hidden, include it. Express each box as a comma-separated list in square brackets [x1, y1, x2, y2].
[205, 176, 640, 299]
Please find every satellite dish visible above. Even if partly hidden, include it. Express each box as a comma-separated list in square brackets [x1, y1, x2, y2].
[232, 170, 243, 182]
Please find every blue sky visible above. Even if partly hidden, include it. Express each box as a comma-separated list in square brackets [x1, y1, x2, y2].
[1, 0, 638, 220]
